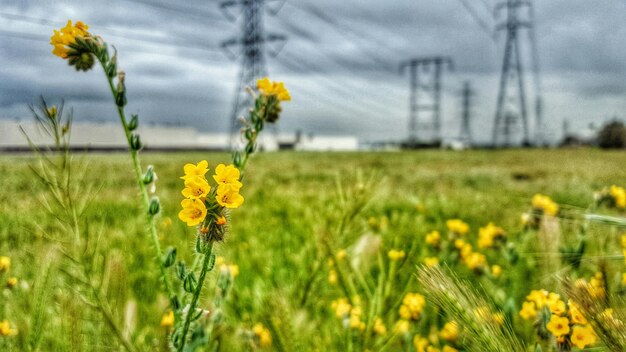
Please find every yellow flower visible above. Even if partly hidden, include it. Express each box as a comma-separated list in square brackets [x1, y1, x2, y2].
[478, 222, 505, 249]
[610, 185, 626, 209]
[331, 298, 351, 318]
[571, 325, 596, 349]
[425, 230, 441, 247]
[50, 20, 90, 58]
[215, 185, 245, 209]
[446, 219, 469, 235]
[328, 269, 337, 285]
[335, 249, 348, 261]
[440, 321, 459, 342]
[160, 311, 174, 327]
[181, 160, 209, 180]
[212, 164, 242, 189]
[253, 323, 272, 347]
[178, 199, 207, 226]
[394, 319, 410, 334]
[6, 277, 17, 289]
[424, 257, 439, 267]
[464, 252, 487, 270]
[532, 194, 559, 216]
[0, 256, 9, 273]
[257, 77, 291, 101]
[181, 176, 211, 199]
[491, 265, 502, 278]
[228, 264, 239, 278]
[568, 301, 587, 325]
[373, 317, 387, 336]
[526, 289, 549, 307]
[0, 320, 17, 336]
[519, 301, 537, 320]
[546, 315, 570, 337]
[443, 346, 458, 352]
[413, 336, 429, 352]
[549, 299, 566, 316]
[388, 249, 406, 261]
[399, 293, 426, 320]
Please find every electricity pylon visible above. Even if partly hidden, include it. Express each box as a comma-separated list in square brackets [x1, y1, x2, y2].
[220, 0, 286, 149]
[492, 0, 532, 147]
[400, 57, 453, 145]
[459, 81, 474, 145]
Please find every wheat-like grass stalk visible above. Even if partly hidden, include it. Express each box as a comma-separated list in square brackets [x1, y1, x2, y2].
[418, 265, 526, 352]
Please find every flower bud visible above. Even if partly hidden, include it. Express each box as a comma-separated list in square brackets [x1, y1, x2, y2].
[143, 165, 154, 184]
[233, 152, 243, 168]
[106, 52, 117, 78]
[207, 254, 216, 271]
[128, 114, 139, 131]
[176, 262, 186, 280]
[148, 197, 160, 215]
[130, 133, 142, 150]
[183, 272, 197, 293]
[245, 142, 255, 154]
[170, 295, 180, 311]
[163, 247, 176, 267]
[116, 90, 127, 107]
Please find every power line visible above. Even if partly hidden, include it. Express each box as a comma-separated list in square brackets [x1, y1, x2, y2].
[122, 0, 226, 22]
[453, 0, 496, 41]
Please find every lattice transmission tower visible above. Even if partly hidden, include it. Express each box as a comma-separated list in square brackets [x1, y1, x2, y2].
[400, 57, 454, 145]
[492, 0, 535, 147]
[220, 0, 286, 148]
[459, 81, 474, 145]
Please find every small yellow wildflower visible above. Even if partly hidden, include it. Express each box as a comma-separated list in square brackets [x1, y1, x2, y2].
[215, 185, 245, 209]
[393, 319, 410, 334]
[424, 257, 439, 267]
[160, 311, 174, 327]
[50, 20, 90, 58]
[0, 320, 17, 336]
[373, 317, 387, 336]
[328, 269, 337, 285]
[388, 249, 405, 261]
[532, 194, 559, 216]
[181, 160, 209, 180]
[491, 265, 502, 278]
[413, 336, 429, 352]
[212, 164, 243, 190]
[478, 222, 505, 249]
[257, 77, 291, 101]
[439, 321, 459, 342]
[349, 306, 366, 331]
[6, 278, 17, 289]
[425, 230, 441, 247]
[610, 185, 626, 209]
[519, 301, 537, 320]
[464, 252, 487, 270]
[331, 298, 351, 318]
[0, 257, 9, 273]
[446, 219, 469, 235]
[568, 301, 587, 325]
[253, 323, 272, 347]
[178, 199, 208, 226]
[181, 176, 211, 199]
[546, 315, 570, 337]
[399, 293, 426, 320]
[335, 249, 348, 260]
[571, 325, 596, 349]
[443, 346, 458, 352]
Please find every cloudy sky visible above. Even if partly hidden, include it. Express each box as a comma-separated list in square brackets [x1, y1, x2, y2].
[1, 0, 625, 144]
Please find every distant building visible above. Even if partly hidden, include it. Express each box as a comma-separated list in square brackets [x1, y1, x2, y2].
[0, 119, 359, 152]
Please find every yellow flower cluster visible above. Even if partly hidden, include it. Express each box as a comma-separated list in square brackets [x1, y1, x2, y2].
[414, 335, 458, 352]
[330, 298, 366, 331]
[454, 239, 487, 271]
[574, 272, 606, 299]
[50, 20, 89, 58]
[520, 289, 596, 349]
[439, 321, 459, 342]
[373, 317, 387, 336]
[388, 249, 406, 261]
[0, 320, 17, 337]
[257, 77, 291, 101]
[178, 161, 244, 227]
[477, 222, 505, 249]
[446, 219, 469, 236]
[399, 292, 426, 320]
[253, 323, 272, 348]
[610, 185, 626, 209]
[425, 230, 441, 247]
[531, 194, 559, 216]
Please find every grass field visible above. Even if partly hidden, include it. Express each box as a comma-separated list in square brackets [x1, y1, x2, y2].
[1, 149, 626, 351]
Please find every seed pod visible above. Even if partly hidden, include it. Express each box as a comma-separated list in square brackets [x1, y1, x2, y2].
[245, 142, 255, 154]
[233, 152, 243, 168]
[163, 247, 176, 267]
[115, 89, 127, 107]
[148, 197, 160, 215]
[130, 133, 142, 150]
[183, 272, 197, 293]
[128, 114, 139, 131]
[143, 165, 154, 184]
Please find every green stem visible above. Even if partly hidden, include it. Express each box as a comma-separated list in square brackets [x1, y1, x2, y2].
[178, 241, 215, 352]
[97, 59, 177, 317]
